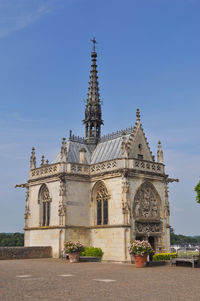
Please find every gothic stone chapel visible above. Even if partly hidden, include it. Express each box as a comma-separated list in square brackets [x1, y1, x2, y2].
[17, 40, 177, 262]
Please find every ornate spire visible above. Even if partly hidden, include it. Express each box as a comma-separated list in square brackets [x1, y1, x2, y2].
[30, 147, 36, 169]
[157, 140, 164, 163]
[83, 38, 103, 144]
[60, 137, 67, 162]
[136, 108, 140, 122]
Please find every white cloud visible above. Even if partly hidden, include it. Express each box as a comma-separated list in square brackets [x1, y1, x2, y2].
[0, 0, 63, 38]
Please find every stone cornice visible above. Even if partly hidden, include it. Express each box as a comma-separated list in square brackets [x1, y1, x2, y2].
[28, 168, 165, 186]
[24, 224, 131, 231]
[90, 224, 131, 229]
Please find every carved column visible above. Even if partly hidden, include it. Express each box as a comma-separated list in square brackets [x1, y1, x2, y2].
[24, 188, 31, 227]
[58, 176, 67, 226]
[121, 173, 130, 224]
[164, 181, 170, 224]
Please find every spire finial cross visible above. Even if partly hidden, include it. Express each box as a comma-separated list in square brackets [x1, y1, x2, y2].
[91, 37, 97, 52]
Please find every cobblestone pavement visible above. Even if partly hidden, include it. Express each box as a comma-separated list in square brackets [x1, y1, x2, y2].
[0, 259, 200, 301]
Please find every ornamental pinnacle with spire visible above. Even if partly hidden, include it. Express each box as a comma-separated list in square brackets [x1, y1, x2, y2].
[30, 147, 36, 169]
[157, 140, 164, 164]
[83, 38, 103, 144]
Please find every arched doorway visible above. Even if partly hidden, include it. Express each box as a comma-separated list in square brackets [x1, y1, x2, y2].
[133, 181, 162, 253]
[148, 236, 155, 250]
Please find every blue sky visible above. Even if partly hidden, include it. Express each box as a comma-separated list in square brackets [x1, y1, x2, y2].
[0, 0, 200, 235]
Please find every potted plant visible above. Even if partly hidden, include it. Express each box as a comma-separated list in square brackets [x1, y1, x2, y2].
[128, 240, 153, 268]
[64, 241, 84, 263]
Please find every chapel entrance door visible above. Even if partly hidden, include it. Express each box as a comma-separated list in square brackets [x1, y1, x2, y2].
[136, 236, 144, 241]
[148, 236, 155, 251]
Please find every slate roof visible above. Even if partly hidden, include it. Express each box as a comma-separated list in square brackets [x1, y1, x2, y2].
[91, 135, 129, 164]
[52, 133, 130, 165]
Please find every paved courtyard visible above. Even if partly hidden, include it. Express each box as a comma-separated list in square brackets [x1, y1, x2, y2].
[0, 259, 200, 301]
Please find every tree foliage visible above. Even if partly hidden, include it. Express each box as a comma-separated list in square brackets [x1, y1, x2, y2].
[195, 181, 200, 204]
[0, 233, 24, 247]
[170, 227, 200, 245]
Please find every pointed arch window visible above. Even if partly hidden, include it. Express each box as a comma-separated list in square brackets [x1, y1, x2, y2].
[95, 182, 109, 225]
[38, 184, 51, 226]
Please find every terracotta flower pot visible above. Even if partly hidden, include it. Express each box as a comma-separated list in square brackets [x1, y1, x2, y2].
[134, 255, 147, 268]
[69, 252, 80, 263]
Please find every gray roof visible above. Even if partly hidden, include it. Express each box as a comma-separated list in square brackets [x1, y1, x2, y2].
[91, 136, 127, 164]
[52, 134, 130, 165]
[52, 141, 93, 164]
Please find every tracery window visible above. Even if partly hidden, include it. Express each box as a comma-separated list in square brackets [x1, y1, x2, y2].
[95, 182, 109, 225]
[38, 184, 51, 226]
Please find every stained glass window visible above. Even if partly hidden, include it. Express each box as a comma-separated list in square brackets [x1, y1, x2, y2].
[95, 182, 108, 225]
[39, 184, 51, 226]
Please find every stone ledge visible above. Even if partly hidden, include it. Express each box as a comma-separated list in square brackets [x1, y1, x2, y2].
[0, 246, 52, 260]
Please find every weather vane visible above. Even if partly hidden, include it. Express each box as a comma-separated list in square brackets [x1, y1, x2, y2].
[91, 37, 97, 52]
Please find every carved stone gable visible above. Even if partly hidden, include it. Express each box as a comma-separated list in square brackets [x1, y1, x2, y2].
[133, 182, 160, 219]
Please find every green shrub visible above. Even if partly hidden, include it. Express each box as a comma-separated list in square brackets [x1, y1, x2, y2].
[177, 251, 200, 258]
[153, 252, 176, 261]
[80, 247, 103, 258]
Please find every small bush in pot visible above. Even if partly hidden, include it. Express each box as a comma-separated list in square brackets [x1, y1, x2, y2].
[128, 240, 153, 268]
[64, 241, 84, 263]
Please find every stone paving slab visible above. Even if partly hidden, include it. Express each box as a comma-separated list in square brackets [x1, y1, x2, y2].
[0, 259, 200, 301]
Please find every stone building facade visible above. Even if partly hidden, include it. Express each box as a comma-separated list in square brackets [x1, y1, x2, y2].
[16, 40, 178, 262]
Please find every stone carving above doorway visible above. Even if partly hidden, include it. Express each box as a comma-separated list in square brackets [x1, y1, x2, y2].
[135, 222, 161, 233]
[133, 182, 160, 219]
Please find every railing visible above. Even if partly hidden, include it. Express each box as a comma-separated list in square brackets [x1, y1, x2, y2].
[69, 164, 90, 174]
[132, 159, 164, 174]
[30, 158, 164, 179]
[90, 160, 119, 174]
[100, 126, 134, 142]
[30, 163, 61, 179]
[68, 126, 134, 144]
[69, 134, 85, 143]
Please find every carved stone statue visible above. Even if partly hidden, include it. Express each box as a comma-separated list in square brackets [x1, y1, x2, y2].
[164, 205, 170, 217]
[42, 186, 50, 201]
[135, 222, 161, 233]
[133, 182, 160, 219]
[121, 174, 131, 224]
[58, 177, 67, 226]
[24, 189, 30, 227]
[59, 180, 66, 197]
[58, 204, 66, 216]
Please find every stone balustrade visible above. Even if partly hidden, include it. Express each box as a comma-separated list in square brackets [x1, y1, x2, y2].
[30, 159, 164, 180]
[30, 163, 61, 179]
[69, 164, 90, 174]
[132, 159, 164, 174]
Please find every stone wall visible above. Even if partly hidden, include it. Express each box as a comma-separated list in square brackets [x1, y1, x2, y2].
[90, 227, 131, 262]
[25, 228, 62, 258]
[0, 246, 52, 260]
